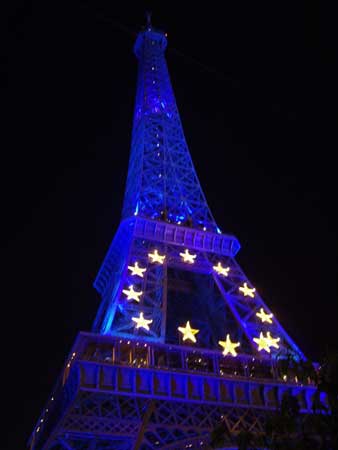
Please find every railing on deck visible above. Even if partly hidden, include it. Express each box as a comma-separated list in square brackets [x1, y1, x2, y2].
[72, 334, 315, 387]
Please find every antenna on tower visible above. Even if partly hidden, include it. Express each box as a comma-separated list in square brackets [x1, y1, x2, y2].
[145, 11, 152, 29]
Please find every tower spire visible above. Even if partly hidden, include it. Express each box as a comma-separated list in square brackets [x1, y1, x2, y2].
[121, 24, 218, 231]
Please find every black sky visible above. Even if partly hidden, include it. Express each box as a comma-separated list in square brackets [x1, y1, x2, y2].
[2, 2, 338, 449]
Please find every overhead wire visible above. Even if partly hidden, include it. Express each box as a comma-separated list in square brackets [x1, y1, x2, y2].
[89, 8, 230, 81]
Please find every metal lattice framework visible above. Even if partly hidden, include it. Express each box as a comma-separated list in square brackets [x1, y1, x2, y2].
[29, 333, 321, 450]
[122, 26, 217, 230]
[29, 22, 320, 450]
[50, 393, 268, 449]
[92, 215, 303, 359]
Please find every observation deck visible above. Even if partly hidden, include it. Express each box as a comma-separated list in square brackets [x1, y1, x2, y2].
[30, 332, 324, 450]
[68, 332, 319, 410]
[94, 217, 240, 296]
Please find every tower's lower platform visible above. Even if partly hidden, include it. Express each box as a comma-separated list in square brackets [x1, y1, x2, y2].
[30, 333, 323, 450]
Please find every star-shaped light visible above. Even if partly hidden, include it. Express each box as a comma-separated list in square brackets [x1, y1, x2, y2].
[132, 312, 153, 330]
[256, 307, 273, 324]
[265, 331, 280, 349]
[178, 321, 199, 343]
[128, 262, 146, 278]
[148, 249, 166, 264]
[239, 282, 256, 298]
[253, 331, 280, 353]
[179, 249, 197, 264]
[122, 285, 143, 303]
[218, 334, 240, 357]
[213, 262, 230, 277]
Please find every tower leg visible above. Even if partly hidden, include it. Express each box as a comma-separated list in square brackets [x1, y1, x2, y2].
[133, 400, 156, 450]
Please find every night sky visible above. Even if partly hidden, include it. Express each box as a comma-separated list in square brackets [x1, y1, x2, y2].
[2, 2, 338, 449]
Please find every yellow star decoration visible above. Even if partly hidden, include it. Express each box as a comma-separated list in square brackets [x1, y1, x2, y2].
[132, 312, 153, 330]
[239, 282, 256, 298]
[122, 285, 143, 303]
[148, 249, 166, 264]
[265, 331, 280, 348]
[178, 321, 199, 343]
[256, 307, 273, 324]
[253, 331, 280, 353]
[213, 262, 230, 277]
[128, 262, 146, 278]
[179, 249, 197, 264]
[218, 334, 240, 357]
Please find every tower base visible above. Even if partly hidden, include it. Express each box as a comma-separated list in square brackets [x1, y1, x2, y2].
[29, 332, 320, 450]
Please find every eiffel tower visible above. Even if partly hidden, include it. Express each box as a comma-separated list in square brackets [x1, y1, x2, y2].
[29, 18, 324, 450]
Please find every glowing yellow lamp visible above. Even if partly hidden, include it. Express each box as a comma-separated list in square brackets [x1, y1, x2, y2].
[128, 262, 146, 278]
[179, 249, 197, 263]
[265, 331, 280, 349]
[213, 262, 230, 277]
[218, 334, 240, 357]
[256, 307, 273, 324]
[253, 331, 280, 353]
[239, 282, 256, 298]
[148, 249, 166, 264]
[178, 321, 199, 343]
[122, 285, 143, 303]
[132, 312, 153, 330]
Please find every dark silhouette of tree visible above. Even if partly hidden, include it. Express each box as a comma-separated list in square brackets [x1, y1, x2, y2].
[210, 349, 338, 449]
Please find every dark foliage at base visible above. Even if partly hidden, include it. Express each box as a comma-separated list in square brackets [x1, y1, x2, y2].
[210, 350, 338, 450]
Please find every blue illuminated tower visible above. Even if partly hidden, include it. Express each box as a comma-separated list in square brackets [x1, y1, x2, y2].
[29, 20, 324, 450]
